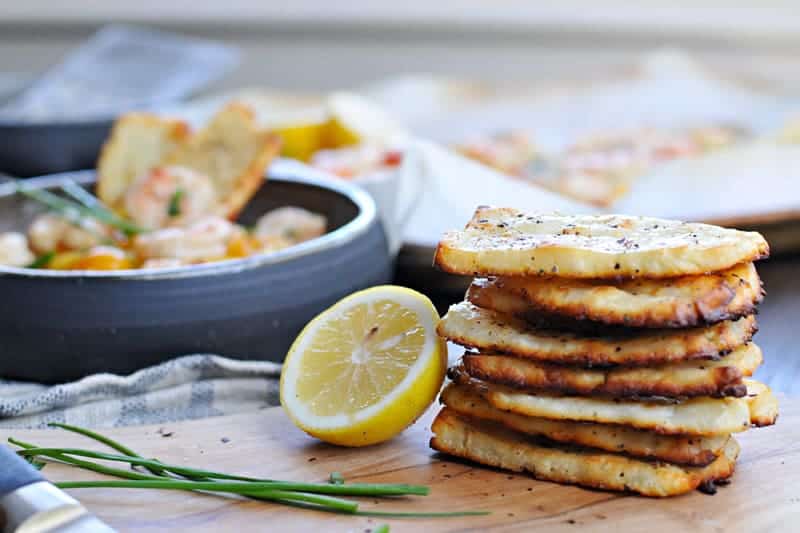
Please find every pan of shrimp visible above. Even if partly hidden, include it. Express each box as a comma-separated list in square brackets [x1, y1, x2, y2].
[0, 105, 391, 382]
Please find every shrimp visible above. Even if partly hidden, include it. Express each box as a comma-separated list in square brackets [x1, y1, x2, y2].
[123, 165, 218, 229]
[27, 213, 110, 254]
[254, 207, 326, 245]
[0, 232, 35, 267]
[455, 131, 535, 177]
[133, 216, 243, 263]
[311, 144, 403, 179]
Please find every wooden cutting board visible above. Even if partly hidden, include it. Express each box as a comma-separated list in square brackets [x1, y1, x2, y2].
[2, 399, 798, 532]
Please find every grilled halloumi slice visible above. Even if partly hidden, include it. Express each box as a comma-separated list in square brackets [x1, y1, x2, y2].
[440, 383, 729, 466]
[469, 261, 762, 329]
[430, 408, 740, 497]
[451, 368, 777, 436]
[164, 103, 282, 220]
[97, 113, 191, 209]
[434, 207, 769, 279]
[438, 301, 756, 367]
[747, 379, 782, 427]
[97, 104, 281, 221]
[461, 343, 761, 398]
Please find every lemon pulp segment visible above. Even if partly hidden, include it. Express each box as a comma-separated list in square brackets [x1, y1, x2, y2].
[295, 300, 426, 417]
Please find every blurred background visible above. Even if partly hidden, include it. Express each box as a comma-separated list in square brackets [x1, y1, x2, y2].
[2, 2, 800, 91]
[1, 1, 798, 393]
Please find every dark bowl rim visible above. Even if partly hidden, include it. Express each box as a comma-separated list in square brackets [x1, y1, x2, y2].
[0, 165, 377, 281]
[0, 117, 114, 129]
[0, 105, 171, 129]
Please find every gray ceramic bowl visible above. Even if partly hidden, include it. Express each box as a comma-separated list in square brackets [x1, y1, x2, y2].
[0, 164, 392, 383]
[0, 119, 113, 177]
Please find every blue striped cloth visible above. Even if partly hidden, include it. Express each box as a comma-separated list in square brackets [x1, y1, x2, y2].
[0, 355, 281, 429]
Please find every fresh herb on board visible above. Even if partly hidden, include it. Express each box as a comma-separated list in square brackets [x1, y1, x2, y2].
[9, 424, 489, 520]
[167, 188, 184, 218]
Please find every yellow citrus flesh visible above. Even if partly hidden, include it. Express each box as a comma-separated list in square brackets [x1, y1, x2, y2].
[325, 116, 362, 149]
[280, 285, 447, 446]
[273, 121, 329, 162]
[324, 92, 407, 149]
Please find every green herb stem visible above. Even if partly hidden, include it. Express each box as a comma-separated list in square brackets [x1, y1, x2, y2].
[48, 423, 143, 458]
[14, 439, 357, 513]
[47, 423, 166, 477]
[9, 438, 157, 481]
[26, 458, 47, 470]
[18, 187, 96, 230]
[60, 180, 145, 236]
[9, 424, 490, 520]
[18, 183, 144, 236]
[27, 251, 54, 269]
[243, 490, 358, 513]
[167, 188, 184, 218]
[18, 443, 427, 497]
[17, 443, 426, 496]
[18, 447, 260, 483]
[52, 478, 428, 497]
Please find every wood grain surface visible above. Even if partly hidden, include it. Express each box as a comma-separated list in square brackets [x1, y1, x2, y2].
[2, 398, 797, 532]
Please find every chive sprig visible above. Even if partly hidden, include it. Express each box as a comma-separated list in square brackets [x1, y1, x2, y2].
[9, 423, 488, 521]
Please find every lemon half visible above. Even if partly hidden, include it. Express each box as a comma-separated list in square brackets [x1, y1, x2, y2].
[325, 92, 407, 149]
[280, 286, 447, 446]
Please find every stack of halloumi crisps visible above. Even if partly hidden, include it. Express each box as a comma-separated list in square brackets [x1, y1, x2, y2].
[430, 207, 779, 497]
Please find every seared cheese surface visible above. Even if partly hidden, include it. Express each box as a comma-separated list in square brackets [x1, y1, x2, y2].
[435, 207, 769, 279]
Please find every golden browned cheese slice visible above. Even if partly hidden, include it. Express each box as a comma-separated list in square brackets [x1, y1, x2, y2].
[97, 113, 191, 209]
[461, 343, 762, 398]
[430, 408, 740, 497]
[469, 262, 762, 329]
[440, 383, 729, 466]
[468, 277, 598, 331]
[744, 379, 780, 427]
[434, 207, 769, 279]
[164, 103, 282, 220]
[450, 368, 775, 436]
[438, 301, 756, 367]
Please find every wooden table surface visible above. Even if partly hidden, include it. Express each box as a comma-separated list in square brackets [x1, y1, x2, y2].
[1, 400, 797, 532]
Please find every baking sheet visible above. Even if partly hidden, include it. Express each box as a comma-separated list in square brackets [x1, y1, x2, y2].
[397, 56, 800, 249]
